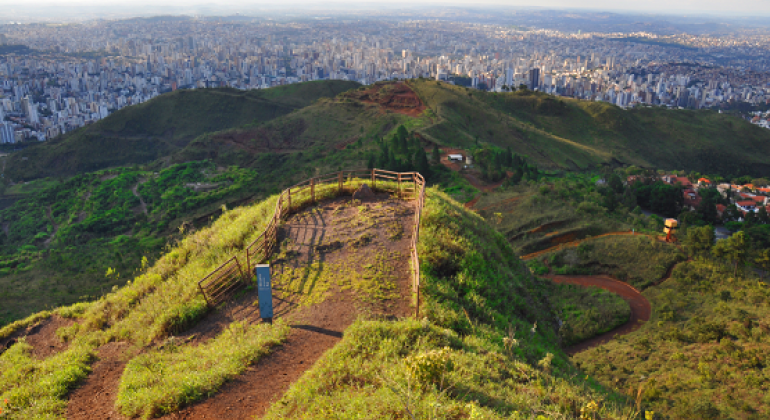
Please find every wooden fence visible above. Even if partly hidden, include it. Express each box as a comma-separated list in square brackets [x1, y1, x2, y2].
[198, 168, 426, 312]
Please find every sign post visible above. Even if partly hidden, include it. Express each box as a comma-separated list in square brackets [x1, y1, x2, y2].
[255, 264, 273, 323]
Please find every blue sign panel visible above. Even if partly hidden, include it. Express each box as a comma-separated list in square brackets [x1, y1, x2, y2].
[255, 264, 273, 320]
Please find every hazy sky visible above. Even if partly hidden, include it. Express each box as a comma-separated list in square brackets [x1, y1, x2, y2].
[2, 0, 769, 18]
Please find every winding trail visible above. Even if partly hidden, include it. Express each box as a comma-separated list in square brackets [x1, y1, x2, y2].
[544, 256, 686, 355]
[547, 275, 651, 355]
[523, 225, 686, 354]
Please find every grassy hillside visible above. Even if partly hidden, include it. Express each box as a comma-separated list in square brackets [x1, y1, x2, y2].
[407, 79, 770, 176]
[173, 94, 416, 169]
[0, 162, 260, 327]
[10, 79, 770, 186]
[3, 81, 360, 181]
[573, 254, 770, 420]
[1, 187, 647, 419]
[261, 189, 646, 419]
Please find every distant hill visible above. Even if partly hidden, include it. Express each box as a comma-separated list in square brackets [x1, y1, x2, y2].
[176, 79, 770, 177]
[408, 80, 770, 175]
[3, 80, 360, 181]
[5, 79, 770, 183]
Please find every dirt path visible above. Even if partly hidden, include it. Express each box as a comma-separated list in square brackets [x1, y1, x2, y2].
[67, 342, 133, 420]
[151, 193, 416, 419]
[165, 321, 344, 420]
[131, 183, 148, 215]
[547, 275, 651, 355]
[0, 315, 73, 359]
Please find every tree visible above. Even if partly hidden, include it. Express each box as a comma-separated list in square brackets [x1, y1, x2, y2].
[751, 178, 769, 187]
[722, 204, 743, 222]
[755, 249, 770, 280]
[696, 194, 718, 224]
[757, 206, 770, 224]
[431, 144, 441, 165]
[414, 149, 430, 177]
[601, 190, 619, 212]
[608, 173, 624, 194]
[686, 225, 715, 254]
[712, 231, 749, 277]
[367, 155, 375, 170]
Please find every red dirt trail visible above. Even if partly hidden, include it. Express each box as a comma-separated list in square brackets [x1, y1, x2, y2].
[353, 82, 426, 117]
[546, 275, 651, 355]
[67, 342, 133, 420]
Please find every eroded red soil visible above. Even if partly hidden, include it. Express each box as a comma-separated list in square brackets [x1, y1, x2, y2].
[351, 82, 426, 117]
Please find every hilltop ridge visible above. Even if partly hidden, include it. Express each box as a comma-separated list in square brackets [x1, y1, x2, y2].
[3, 80, 360, 181]
[5, 80, 770, 184]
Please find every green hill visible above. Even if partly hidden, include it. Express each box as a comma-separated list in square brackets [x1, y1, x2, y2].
[0, 187, 638, 419]
[3, 80, 360, 181]
[1, 80, 769, 327]
[408, 80, 770, 175]
[173, 79, 770, 177]
[5, 79, 770, 184]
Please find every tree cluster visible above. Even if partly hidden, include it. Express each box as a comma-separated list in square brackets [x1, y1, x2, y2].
[472, 146, 539, 184]
[367, 125, 431, 177]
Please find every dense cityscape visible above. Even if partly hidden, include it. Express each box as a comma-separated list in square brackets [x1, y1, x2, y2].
[1, 14, 770, 143]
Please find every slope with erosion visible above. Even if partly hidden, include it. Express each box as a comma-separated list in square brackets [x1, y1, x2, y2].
[470, 184, 630, 256]
[3, 80, 360, 181]
[0, 186, 646, 420]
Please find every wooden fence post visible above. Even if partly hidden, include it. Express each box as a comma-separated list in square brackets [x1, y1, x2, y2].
[311, 178, 315, 203]
[371, 168, 376, 189]
[397, 173, 402, 199]
[338, 171, 343, 194]
[246, 251, 251, 279]
[287, 188, 292, 212]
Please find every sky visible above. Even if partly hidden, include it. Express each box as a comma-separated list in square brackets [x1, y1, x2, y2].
[1, 0, 769, 20]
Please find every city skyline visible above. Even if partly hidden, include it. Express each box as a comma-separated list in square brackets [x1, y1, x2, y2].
[1, 10, 769, 144]
[3, 2, 770, 21]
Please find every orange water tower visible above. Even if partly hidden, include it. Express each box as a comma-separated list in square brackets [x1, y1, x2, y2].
[664, 219, 678, 243]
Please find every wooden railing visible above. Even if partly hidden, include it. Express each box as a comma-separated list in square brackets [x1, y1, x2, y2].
[198, 168, 426, 312]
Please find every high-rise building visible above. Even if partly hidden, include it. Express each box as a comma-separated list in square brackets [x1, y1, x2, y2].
[528, 68, 540, 90]
[0, 122, 15, 144]
[21, 96, 39, 124]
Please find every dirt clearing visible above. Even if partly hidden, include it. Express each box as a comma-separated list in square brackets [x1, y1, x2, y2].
[151, 192, 416, 419]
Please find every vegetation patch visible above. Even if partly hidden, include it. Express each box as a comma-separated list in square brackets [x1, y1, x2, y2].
[117, 321, 290, 418]
[545, 235, 685, 289]
[574, 258, 770, 419]
[549, 283, 631, 346]
[0, 333, 99, 419]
